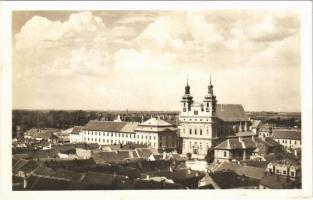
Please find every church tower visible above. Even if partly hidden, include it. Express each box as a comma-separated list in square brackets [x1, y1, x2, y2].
[203, 76, 217, 117]
[180, 79, 193, 113]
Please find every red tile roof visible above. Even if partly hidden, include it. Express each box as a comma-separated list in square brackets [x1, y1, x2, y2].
[216, 104, 249, 122]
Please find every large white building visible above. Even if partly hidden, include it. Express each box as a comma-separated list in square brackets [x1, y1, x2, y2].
[70, 118, 177, 151]
[179, 79, 251, 156]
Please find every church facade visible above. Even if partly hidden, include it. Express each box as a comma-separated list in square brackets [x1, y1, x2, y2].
[179, 79, 251, 156]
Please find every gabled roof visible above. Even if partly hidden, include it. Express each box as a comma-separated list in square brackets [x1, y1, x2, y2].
[83, 120, 138, 133]
[251, 120, 262, 128]
[139, 118, 174, 127]
[208, 171, 258, 189]
[70, 126, 83, 135]
[216, 104, 249, 122]
[136, 148, 153, 159]
[272, 129, 301, 140]
[214, 138, 257, 150]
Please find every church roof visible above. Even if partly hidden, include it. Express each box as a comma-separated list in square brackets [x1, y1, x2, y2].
[216, 104, 249, 122]
[83, 120, 139, 133]
[139, 118, 174, 127]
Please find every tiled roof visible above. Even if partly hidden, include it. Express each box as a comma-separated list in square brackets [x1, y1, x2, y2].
[83, 120, 138, 133]
[139, 118, 174, 127]
[91, 151, 118, 163]
[136, 148, 153, 159]
[235, 131, 256, 137]
[215, 162, 266, 180]
[208, 171, 258, 188]
[70, 126, 83, 135]
[27, 175, 71, 190]
[214, 138, 257, 150]
[120, 122, 140, 132]
[12, 159, 29, 173]
[255, 137, 281, 147]
[216, 104, 249, 122]
[233, 166, 266, 180]
[272, 129, 301, 140]
[251, 120, 262, 128]
[260, 174, 298, 189]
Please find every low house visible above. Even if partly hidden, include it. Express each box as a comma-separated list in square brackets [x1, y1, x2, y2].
[266, 159, 301, 179]
[258, 124, 273, 138]
[252, 137, 282, 157]
[24, 128, 60, 142]
[214, 137, 257, 162]
[272, 129, 301, 150]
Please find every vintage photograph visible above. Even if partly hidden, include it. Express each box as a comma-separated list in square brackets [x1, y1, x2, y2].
[10, 8, 303, 191]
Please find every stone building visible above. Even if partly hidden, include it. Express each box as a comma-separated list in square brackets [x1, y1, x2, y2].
[179, 79, 251, 156]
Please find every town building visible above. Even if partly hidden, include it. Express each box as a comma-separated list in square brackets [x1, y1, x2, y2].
[272, 129, 301, 150]
[135, 117, 178, 151]
[73, 117, 177, 152]
[258, 124, 273, 138]
[214, 136, 282, 162]
[266, 159, 301, 179]
[179, 79, 251, 156]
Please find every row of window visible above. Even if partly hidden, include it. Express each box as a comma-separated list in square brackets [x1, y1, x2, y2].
[83, 137, 156, 147]
[277, 139, 301, 145]
[182, 118, 210, 122]
[183, 128, 207, 136]
[84, 131, 135, 138]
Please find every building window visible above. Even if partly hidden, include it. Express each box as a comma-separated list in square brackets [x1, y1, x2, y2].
[276, 169, 279, 174]
[283, 170, 287, 175]
[200, 129, 202, 135]
[189, 129, 192, 135]
[195, 129, 197, 135]
[224, 151, 227, 157]
[290, 171, 295, 177]
[183, 108, 186, 112]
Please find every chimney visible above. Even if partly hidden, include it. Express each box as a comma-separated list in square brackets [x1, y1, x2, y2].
[252, 135, 255, 141]
[238, 137, 243, 142]
[146, 174, 150, 180]
[23, 177, 28, 189]
[196, 171, 199, 176]
[114, 171, 116, 177]
[188, 168, 191, 175]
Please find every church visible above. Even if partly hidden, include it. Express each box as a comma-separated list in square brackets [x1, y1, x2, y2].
[179, 78, 251, 156]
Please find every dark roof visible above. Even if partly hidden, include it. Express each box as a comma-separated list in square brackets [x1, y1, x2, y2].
[255, 137, 281, 147]
[81, 171, 126, 186]
[26, 175, 71, 190]
[91, 151, 118, 164]
[71, 126, 83, 135]
[235, 131, 256, 137]
[272, 129, 301, 140]
[83, 120, 138, 133]
[208, 171, 258, 188]
[215, 162, 266, 180]
[18, 160, 40, 173]
[260, 174, 298, 189]
[216, 104, 249, 122]
[151, 169, 203, 181]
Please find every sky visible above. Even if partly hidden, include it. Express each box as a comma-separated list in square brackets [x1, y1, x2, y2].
[12, 10, 301, 112]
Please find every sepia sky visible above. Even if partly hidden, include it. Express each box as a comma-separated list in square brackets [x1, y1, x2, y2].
[12, 10, 301, 112]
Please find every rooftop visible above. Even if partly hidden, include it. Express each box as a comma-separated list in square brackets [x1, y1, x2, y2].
[83, 120, 139, 133]
[216, 104, 249, 122]
[272, 129, 301, 140]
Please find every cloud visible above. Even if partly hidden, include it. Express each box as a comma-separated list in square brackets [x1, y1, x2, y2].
[13, 10, 301, 111]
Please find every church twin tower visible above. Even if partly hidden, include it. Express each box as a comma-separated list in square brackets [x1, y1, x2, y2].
[179, 78, 219, 155]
